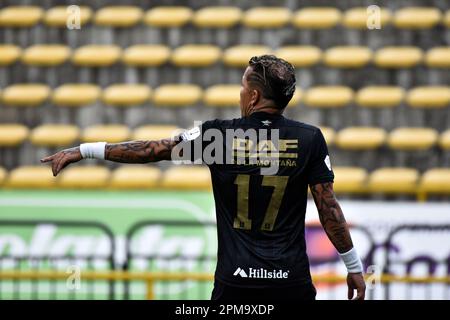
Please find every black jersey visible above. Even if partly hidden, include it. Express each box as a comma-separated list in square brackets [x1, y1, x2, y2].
[179, 111, 334, 288]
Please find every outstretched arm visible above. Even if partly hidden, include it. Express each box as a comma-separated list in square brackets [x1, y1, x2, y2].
[41, 139, 177, 176]
[310, 182, 366, 300]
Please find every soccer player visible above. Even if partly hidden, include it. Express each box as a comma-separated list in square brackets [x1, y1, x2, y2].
[41, 55, 366, 301]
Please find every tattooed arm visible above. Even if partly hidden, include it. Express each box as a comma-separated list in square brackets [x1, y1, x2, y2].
[41, 139, 178, 176]
[310, 182, 366, 300]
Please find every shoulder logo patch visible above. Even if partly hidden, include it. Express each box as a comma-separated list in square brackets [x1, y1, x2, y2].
[324, 155, 332, 171]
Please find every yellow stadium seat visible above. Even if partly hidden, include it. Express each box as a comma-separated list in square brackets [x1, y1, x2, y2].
[243, 7, 291, 28]
[2, 84, 50, 106]
[445, 10, 450, 27]
[133, 125, 180, 141]
[425, 47, 450, 68]
[59, 166, 110, 189]
[0, 45, 21, 66]
[102, 84, 152, 106]
[0, 167, 6, 186]
[204, 85, 240, 107]
[287, 88, 302, 108]
[319, 127, 336, 146]
[336, 127, 387, 150]
[94, 6, 143, 27]
[439, 130, 450, 150]
[171, 45, 221, 67]
[223, 45, 271, 67]
[324, 46, 372, 68]
[193, 6, 242, 28]
[44, 6, 93, 27]
[304, 86, 354, 108]
[82, 125, 131, 143]
[0, 124, 29, 146]
[161, 166, 211, 190]
[153, 85, 202, 106]
[144, 6, 193, 27]
[52, 84, 101, 107]
[356, 86, 404, 108]
[110, 166, 161, 189]
[419, 168, 450, 196]
[0, 6, 43, 27]
[333, 167, 368, 194]
[72, 45, 122, 67]
[394, 7, 441, 29]
[342, 7, 392, 29]
[406, 86, 450, 108]
[368, 168, 419, 194]
[122, 45, 171, 67]
[274, 46, 322, 67]
[388, 128, 438, 151]
[374, 47, 423, 68]
[30, 124, 80, 147]
[7, 166, 56, 189]
[21, 45, 71, 66]
[293, 7, 342, 29]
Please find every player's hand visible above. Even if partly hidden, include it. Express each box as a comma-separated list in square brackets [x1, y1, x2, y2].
[40, 147, 82, 176]
[347, 272, 366, 300]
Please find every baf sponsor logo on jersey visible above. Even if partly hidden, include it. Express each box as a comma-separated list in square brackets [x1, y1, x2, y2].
[233, 267, 289, 279]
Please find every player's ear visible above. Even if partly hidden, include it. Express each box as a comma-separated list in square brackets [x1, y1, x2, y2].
[250, 89, 260, 106]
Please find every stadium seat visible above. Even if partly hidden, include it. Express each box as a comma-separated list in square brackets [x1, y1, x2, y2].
[52, 84, 101, 107]
[72, 45, 122, 67]
[388, 128, 438, 151]
[319, 127, 336, 146]
[444, 10, 450, 27]
[304, 86, 354, 108]
[161, 166, 211, 190]
[439, 130, 450, 150]
[144, 6, 193, 27]
[0, 45, 21, 66]
[102, 84, 152, 106]
[274, 46, 322, 67]
[333, 167, 368, 194]
[356, 86, 405, 108]
[58, 166, 110, 189]
[418, 168, 450, 198]
[287, 88, 302, 108]
[292, 7, 342, 29]
[406, 87, 450, 108]
[204, 85, 240, 107]
[30, 124, 80, 147]
[2, 84, 50, 107]
[122, 45, 171, 67]
[0, 124, 29, 146]
[223, 45, 272, 67]
[44, 6, 93, 27]
[82, 125, 131, 143]
[336, 127, 387, 150]
[133, 125, 180, 141]
[425, 47, 450, 68]
[6, 166, 56, 189]
[193, 6, 242, 28]
[243, 7, 291, 28]
[368, 168, 419, 194]
[374, 47, 423, 68]
[109, 166, 162, 189]
[323, 46, 372, 68]
[171, 45, 222, 67]
[94, 6, 143, 27]
[21, 45, 71, 67]
[0, 167, 6, 186]
[394, 7, 442, 29]
[0, 6, 43, 27]
[342, 7, 392, 29]
[153, 85, 202, 106]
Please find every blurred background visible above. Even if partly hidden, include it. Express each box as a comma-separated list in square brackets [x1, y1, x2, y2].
[0, 0, 449, 300]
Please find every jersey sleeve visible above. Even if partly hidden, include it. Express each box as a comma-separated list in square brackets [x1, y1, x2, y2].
[306, 129, 334, 185]
[177, 120, 218, 165]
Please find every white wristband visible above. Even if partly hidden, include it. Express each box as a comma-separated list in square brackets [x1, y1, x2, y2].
[80, 142, 106, 159]
[339, 247, 363, 273]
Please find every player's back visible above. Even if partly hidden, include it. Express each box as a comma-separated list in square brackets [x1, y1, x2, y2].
[193, 111, 334, 287]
